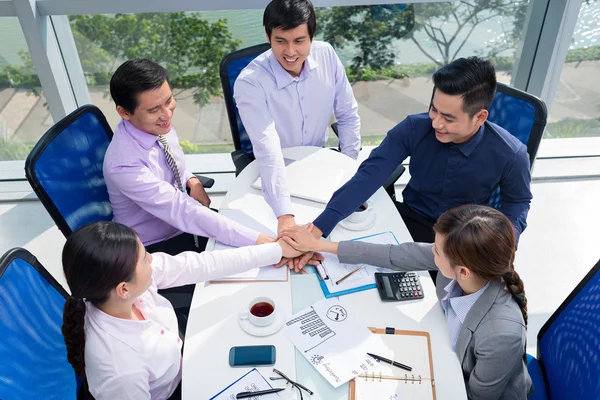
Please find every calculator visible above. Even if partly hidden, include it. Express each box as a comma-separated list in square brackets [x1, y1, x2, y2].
[374, 272, 424, 302]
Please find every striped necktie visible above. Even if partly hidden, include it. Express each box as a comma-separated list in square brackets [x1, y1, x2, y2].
[158, 134, 200, 248]
[158, 135, 184, 192]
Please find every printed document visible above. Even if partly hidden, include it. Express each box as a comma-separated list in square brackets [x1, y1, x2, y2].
[283, 298, 386, 388]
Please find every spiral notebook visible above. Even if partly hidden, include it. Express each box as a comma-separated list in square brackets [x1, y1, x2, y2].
[349, 327, 437, 400]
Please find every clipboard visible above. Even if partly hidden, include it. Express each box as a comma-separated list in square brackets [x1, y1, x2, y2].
[349, 327, 437, 400]
[312, 231, 400, 298]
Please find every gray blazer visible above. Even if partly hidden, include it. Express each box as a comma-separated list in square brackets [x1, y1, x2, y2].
[338, 240, 533, 400]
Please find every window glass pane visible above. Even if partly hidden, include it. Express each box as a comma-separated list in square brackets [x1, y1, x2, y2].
[70, 3, 530, 153]
[318, 1, 530, 147]
[70, 12, 266, 155]
[0, 18, 53, 162]
[546, 0, 600, 139]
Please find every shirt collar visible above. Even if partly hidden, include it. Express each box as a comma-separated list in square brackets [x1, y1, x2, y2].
[86, 300, 149, 353]
[442, 279, 491, 324]
[119, 119, 160, 150]
[453, 123, 485, 157]
[268, 51, 319, 90]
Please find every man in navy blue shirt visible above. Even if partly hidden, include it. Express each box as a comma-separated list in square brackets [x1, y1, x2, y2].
[294, 57, 532, 270]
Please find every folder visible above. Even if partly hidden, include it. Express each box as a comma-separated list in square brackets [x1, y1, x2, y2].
[311, 231, 400, 298]
[349, 327, 437, 400]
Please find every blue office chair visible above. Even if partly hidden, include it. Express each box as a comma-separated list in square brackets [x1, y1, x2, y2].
[0, 247, 84, 399]
[487, 82, 547, 208]
[25, 105, 114, 237]
[220, 43, 272, 174]
[526, 258, 600, 400]
[25, 105, 214, 238]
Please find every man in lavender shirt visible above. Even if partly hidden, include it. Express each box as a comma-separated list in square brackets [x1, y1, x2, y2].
[104, 59, 273, 255]
[234, 0, 361, 239]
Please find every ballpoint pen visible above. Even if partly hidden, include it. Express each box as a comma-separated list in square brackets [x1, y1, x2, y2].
[336, 265, 364, 285]
[367, 352, 412, 371]
[236, 387, 285, 399]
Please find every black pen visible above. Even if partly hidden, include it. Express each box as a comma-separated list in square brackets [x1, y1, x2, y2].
[367, 352, 412, 372]
[236, 387, 285, 399]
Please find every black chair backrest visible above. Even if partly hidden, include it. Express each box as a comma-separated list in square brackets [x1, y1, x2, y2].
[219, 43, 271, 159]
[25, 105, 114, 237]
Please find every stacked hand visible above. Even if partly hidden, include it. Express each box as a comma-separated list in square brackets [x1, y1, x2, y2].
[275, 223, 325, 273]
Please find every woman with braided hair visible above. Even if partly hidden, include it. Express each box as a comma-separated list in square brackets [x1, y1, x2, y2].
[280, 204, 532, 399]
[61, 221, 299, 400]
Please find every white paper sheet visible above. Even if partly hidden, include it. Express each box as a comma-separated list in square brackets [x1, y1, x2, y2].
[283, 298, 386, 388]
[252, 160, 345, 204]
[355, 334, 434, 400]
[319, 231, 399, 295]
[219, 209, 278, 237]
[209, 368, 279, 400]
[211, 241, 287, 281]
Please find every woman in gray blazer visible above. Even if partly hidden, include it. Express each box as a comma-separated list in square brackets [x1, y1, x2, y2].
[281, 204, 533, 400]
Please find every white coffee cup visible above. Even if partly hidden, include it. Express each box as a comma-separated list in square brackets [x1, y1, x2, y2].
[240, 297, 276, 327]
[346, 201, 373, 225]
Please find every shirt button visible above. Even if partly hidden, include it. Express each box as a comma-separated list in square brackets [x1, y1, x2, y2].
[304, 114, 308, 118]
[301, 96, 304, 100]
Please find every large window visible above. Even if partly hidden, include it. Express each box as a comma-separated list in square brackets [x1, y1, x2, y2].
[0, 18, 53, 162]
[317, 1, 530, 146]
[0, 0, 593, 164]
[69, 11, 265, 155]
[69, 2, 531, 153]
[545, 0, 600, 139]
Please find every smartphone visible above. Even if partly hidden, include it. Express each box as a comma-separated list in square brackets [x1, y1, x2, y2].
[228, 345, 276, 367]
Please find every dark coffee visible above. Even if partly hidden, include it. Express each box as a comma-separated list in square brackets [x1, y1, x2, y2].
[355, 204, 368, 212]
[250, 302, 274, 317]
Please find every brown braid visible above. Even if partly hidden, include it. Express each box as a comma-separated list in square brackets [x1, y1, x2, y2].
[503, 263, 528, 325]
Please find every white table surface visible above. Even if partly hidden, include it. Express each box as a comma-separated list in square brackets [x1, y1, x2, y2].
[182, 146, 467, 399]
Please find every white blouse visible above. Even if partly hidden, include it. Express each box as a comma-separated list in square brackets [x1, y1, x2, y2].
[83, 243, 283, 400]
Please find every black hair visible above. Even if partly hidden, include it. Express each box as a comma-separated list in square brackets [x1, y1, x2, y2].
[432, 56, 497, 117]
[109, 58, 169, 114]
[62, 222, 139, 391]
[263, 0, 317, 40]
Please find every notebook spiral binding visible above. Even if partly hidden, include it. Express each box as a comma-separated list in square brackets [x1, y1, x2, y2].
[362, 372, 423, 384]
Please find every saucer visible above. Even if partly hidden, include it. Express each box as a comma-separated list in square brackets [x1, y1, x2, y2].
[239, 312, 285, 337]
[339, 213, 377, 231]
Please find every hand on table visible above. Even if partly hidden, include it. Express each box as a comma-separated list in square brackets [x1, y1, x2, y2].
[187, 177, 211, 207]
